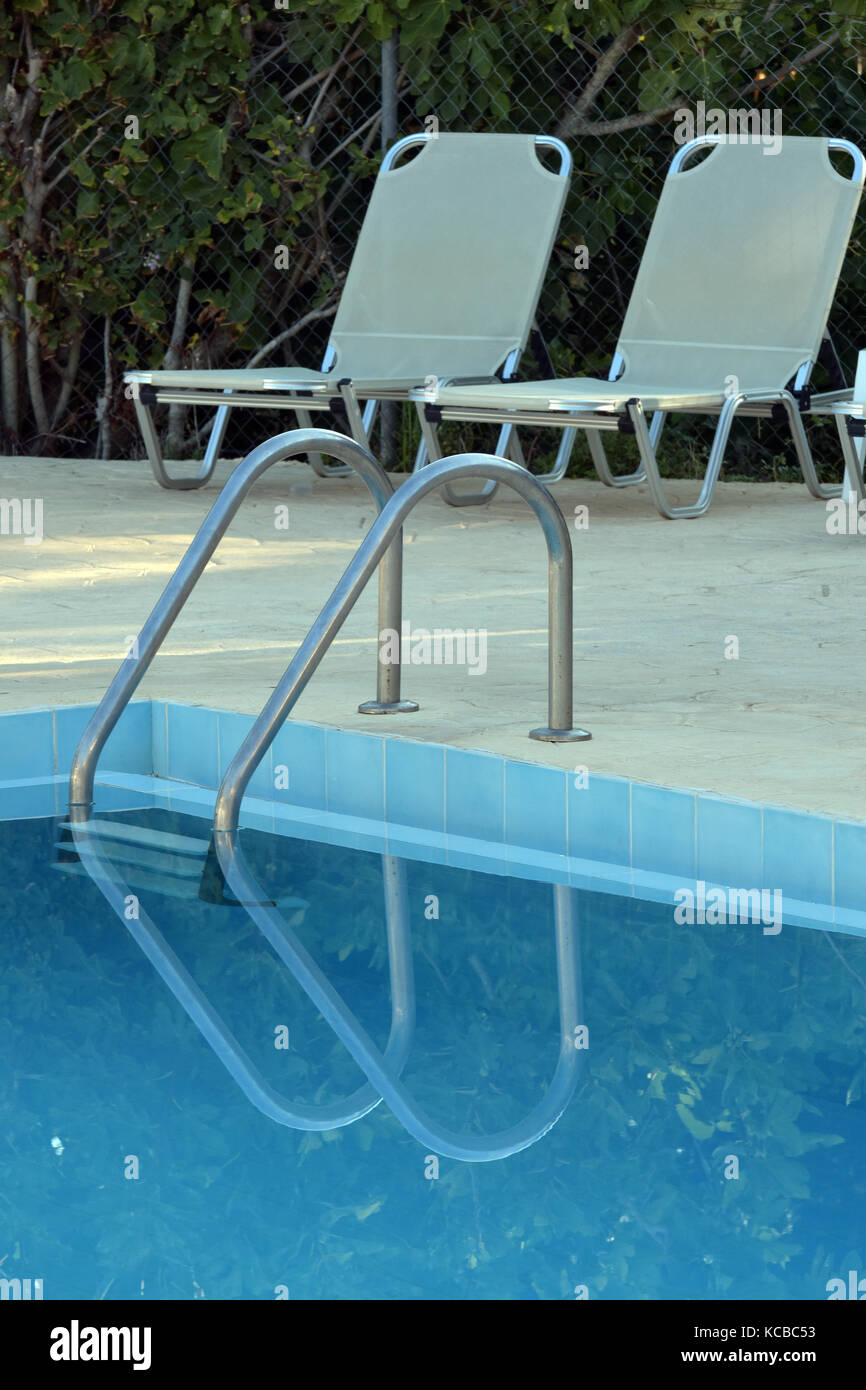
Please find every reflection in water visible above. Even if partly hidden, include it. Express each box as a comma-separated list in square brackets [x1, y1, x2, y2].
[2, 808, 865, 1299]
[64, 804, 585, 1161]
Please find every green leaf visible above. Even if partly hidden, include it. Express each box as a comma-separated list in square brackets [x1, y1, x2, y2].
[173, 125, 226, 180]
[637, 64, 680, 114]
[647, 1071, 666, 1099]
[75, 189, 99, 219]
[676, 1103, 715, 1141]
[354, 1199, 384, 1222]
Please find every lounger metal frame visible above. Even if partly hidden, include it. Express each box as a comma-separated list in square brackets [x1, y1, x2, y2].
[415, 136, 866, 519]
[128, 134, 576, 491]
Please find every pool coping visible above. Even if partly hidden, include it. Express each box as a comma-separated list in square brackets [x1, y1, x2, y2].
[2, 699, 865, 937]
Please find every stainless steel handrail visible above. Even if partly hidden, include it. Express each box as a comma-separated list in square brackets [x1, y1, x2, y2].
[207, 454, 589, 1159]
[214, 451, 590, 840]
[69, 428, 417, 808]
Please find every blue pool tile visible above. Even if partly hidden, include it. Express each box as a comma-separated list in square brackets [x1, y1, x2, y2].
[151, 701, 169, 777]
[55, 701, 152, 778]
[0, 708, 54, 780]
[271, 721, 327, 810]
[567, 772, 630, 865]
[53, 703, 96, 774]
[631, 783, 696, 879]
[444, 747, 504, 842]
[697, 794, 762, 887]
[325, 728, 383, 819]
[166, 702, 219, 787]
[504, 841, 571, 886]
[830, 903, 866, 939]
[569, 856, 634, 897]
[384, 822, 450, 868]
[763, 806, 832, 906]
[104, 702, 152, 775]
[505, 761, 567, 856]
[218, 711, 272, 800]
[384, 738, 444, 832]
[833, 819, 866, 913]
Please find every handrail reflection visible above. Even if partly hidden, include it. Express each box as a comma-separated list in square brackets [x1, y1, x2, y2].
[66, 803, 415, 1130]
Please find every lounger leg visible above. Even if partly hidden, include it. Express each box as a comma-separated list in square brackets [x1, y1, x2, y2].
[339, 381, 373, 452]
[294, 404, 353, 477]
[411, 435, 428, 473]
[784, 398, 840, 501]
[441, 431, 502, 506]
[629, 394, 825, 520]
[587, 413, 660, 488]
[539, 426, 577, 484]
[834, 415, 866, 504]
[410, 398, 495, 504]
[136, 396, 226, 490]
[627, 396, 741, 519]
[294, 406, 326, 476]
[440, 417, 517, 507]
[504, 423, 526, 467]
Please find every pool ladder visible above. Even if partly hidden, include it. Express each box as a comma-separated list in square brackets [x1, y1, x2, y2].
[67, 429, 589, 1160]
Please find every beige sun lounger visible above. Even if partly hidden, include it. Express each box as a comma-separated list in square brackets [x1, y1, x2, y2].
[125, 132, 572, 489]
[411, 135, 865, 517]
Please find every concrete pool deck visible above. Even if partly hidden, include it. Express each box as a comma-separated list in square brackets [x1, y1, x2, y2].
[0, 455, 863, 821]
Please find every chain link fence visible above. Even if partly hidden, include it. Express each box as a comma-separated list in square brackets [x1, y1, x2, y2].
[3, 1, 866, 477]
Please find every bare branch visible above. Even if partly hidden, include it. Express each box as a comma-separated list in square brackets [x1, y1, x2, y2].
[95, 316, 113, 459]
[244, 298, 340, 368]
[44, 107, 115, 171]
[49, 331, 81, 431]
[23, 274, 49, 438]
[326, 107, 381, 163]
[729, 31, 841, 100]
[250, 34, 364, 92]
[565, 103, 683, 137]
[557, 23, 643, 137]
[45, 125, 106, 193]
[164, 253, 196, 457]
[305, 26, 365, 131]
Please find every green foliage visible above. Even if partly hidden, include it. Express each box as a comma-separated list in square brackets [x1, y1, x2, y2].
[1, 1, 865, 470]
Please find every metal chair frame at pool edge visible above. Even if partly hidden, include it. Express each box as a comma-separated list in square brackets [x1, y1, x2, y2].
[67, 431, 589, 1160]
[413, 135, 866, 517]
[124, 132, 584, 493]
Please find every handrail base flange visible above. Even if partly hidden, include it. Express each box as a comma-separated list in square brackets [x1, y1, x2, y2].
[358, 699, 420, 714]
[529, 726, 592, 742]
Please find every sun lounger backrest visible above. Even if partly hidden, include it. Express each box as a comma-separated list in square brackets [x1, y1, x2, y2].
[616, 136, 862, 394]
[329, 133, 569, 383]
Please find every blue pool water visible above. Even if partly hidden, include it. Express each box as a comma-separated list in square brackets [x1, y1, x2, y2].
[2, 806, 866, 1300]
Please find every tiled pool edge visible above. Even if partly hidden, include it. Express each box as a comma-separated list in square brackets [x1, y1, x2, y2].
[2, 699, 865, 935]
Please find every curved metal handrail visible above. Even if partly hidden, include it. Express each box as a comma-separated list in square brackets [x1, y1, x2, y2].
[215, 451, 590, 841]
[66, 806, 417, 1130]
[69, 429, 417, 809]
[211, 453, 589, 1160]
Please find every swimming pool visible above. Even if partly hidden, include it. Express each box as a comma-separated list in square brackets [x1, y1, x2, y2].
[2, 701, 866, 1300]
